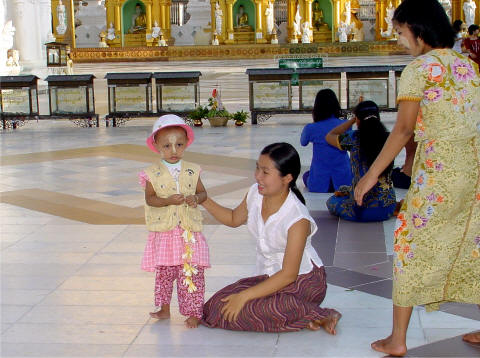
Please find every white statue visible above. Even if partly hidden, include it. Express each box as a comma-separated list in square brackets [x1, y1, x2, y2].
[463, 0, 477, 27]
[151, 21, 161, 38]
[351, 21, 364, 42]
[301, 22, 312, 43]
[265, 2, 275, 35]
[0, 20, 14, 74]
[344, 0, 351, 25]
[107, 23, 116, 41]
[6, 49, 21, 75]
[158, 30, 167, 46]
[215, 2, 223, 35]
[293, 4, 302, 36]
[381, 2, 395, 38]
[56, 0, 67, 35]
[440, 0, 452, 20]
[338, 21, 350, 43]
[211, 31, 219, 45]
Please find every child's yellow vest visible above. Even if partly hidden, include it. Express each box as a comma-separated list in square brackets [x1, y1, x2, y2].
[144, 160, 203, 232]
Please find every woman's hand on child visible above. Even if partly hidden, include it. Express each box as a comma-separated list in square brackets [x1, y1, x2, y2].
[168, 194, 185, 205]
[220, 292, 248, 322]
[185, 195, 199, 208]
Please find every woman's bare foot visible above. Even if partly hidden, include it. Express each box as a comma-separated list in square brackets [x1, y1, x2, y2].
[371, 335, 407, 357]
[308, 313, 342, 335]
[149, 304, 170, 320]
[185, 317, 200, 328]
[463, 331, 480, 344]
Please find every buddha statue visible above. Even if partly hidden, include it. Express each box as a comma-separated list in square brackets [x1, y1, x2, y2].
[312, 1, 324, 30]
[129, 3, 147, 33]
[235, 5, 252, 31]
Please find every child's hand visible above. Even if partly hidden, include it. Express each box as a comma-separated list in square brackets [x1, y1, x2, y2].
[168, 194, 185, 205]
[185, 195, 198, 208]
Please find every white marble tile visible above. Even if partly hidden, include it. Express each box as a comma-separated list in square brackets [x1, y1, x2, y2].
[39, 290, 153, 307]
[418, 308, 480, 329]
[19, 305, 151, 325]
[124, 343, 275, 357]
[1, 289, 51, 305]
[1, 323, 142, 344]
[0, 343, 129, 357]
[1, 305, 33, 323]
[57, 276, 152, 291]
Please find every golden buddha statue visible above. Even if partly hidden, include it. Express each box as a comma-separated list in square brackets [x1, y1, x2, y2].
[235, 5, 252, 31]
[129, 3, 147, 33]
[312, 1, 324, 30]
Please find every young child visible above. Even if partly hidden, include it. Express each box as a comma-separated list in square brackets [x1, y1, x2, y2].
[300, 89, 352, 193]
[139, 115, 209, 328]
[354, 0, 480, 354]
[462, 24, 480, 66]
[325, 100, 396, 222]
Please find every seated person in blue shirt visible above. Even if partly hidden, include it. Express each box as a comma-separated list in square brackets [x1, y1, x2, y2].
[300, 89, 352, 193]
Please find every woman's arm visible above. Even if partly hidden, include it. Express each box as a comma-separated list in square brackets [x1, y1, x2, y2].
[300, 125, 310, 146]
[325, 118, 356, 148]
[220, 219, 310, 322]
[354, 100, 419, 205]
[201, 195, 248, 228]
[145, 180, 184, 207]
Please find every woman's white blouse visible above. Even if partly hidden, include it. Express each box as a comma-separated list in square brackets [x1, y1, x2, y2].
[246, 184, 323, 276]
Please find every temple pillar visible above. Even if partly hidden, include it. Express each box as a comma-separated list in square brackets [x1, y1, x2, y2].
[333, 0, 341, 40]
[255, 0, 267, 43]
[304, 0, 313, 41]
[225, 0, 235, 44]
[287, 0, 296, 41]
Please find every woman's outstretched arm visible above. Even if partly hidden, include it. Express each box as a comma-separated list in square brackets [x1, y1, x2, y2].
[354, 100, 419, 205]
[201, 196, 248, 228]
[220, 219, 310, 322]
[325, 117, 356, 148]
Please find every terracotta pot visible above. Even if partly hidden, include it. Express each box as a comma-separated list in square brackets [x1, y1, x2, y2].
[193, 119, 203, 127]
[208, 117, 229, 127]
[235, 120, 244, 127]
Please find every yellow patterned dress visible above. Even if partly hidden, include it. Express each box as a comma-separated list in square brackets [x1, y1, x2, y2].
[394, 49, 480, 311]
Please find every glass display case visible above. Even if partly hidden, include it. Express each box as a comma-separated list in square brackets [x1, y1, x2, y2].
[0, 75, 39, 129]
[153, 72, 201, 113]
[105, 72, 153, 126]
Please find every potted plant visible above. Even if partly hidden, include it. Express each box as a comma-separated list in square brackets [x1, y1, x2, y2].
[232, 110, 248, 126]
[187, 105, 208, 127]
[206, 89, 231, 127]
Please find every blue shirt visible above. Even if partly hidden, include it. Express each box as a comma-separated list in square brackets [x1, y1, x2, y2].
[300, 117, 352, 192]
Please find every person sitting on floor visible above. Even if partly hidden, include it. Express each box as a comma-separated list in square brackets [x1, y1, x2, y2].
[325, 100, 396, 222]
[300, 89, 352, 192]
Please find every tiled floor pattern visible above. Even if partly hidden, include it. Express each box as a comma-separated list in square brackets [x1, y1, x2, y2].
[1, 56, 479, 357]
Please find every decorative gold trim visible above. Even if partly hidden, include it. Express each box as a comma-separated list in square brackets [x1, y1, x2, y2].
[396, 96, 422, 104]
[71, 41, 406, 63]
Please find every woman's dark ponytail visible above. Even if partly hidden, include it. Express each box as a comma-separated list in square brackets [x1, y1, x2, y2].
[261, 143, 306, 205]
[354, 101, 394, 177]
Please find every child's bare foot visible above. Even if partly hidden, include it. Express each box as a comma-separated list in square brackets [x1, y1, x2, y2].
[463, 331, 480, 344]
[149, 304, 170, 320]
[185, 317, 200, 328]
[308, 312, 342, 335]
[371, 335, 407, 357]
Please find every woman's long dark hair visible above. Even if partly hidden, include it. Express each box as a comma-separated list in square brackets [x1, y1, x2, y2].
[312, 89, 341, 122]
[392, 0, 455, 48]
[261, 143, 305, 205]
[354, 101, 393, 177]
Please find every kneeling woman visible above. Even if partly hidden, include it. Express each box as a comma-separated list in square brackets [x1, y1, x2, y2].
[325, 101, 396, 222]
[201, 143, 341, 333]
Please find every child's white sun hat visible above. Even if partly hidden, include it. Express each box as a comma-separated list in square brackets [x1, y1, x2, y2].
[146, 114, 195, 153]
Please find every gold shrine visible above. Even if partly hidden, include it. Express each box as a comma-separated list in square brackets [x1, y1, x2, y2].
[49, 0, 479, 60]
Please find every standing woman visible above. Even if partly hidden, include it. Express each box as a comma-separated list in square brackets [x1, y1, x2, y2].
[354, 0, 480, 356]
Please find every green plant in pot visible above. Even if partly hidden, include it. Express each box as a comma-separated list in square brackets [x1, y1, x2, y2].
[232, 110, 248, 126]
[206, 89, 231, 127]
[187, 105, 208, 127]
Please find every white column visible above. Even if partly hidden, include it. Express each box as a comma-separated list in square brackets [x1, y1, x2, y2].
[12, 0, 44, 72]
[39, 0, 55, 59]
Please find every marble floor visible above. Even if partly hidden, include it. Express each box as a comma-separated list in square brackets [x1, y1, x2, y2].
[1, 57, 479, 358]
